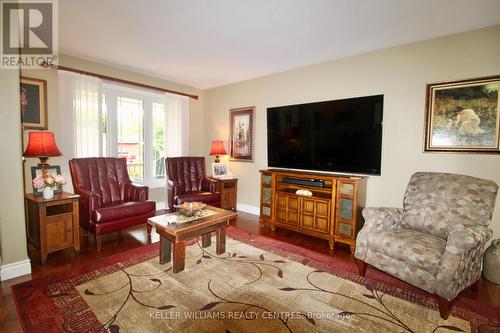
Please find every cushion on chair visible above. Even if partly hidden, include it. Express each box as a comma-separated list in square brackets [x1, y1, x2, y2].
[174, 191, 221, 205]
[367, 229, 446, 274]
[92, 201, 156, 223]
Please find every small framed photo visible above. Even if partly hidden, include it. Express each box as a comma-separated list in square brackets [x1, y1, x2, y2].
[212, 163, 228, 179]
[424, 75, 500, 153]
[230, 106, 254, 161]
[31, 165, 62, 196]
[20, 77, 48, 130]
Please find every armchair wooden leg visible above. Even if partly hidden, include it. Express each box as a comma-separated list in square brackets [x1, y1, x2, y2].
[95, 234, 102, 252]
[147, 224, 152, 234]
[356, 260, 367, 277]
[470, 279, 480, 292]
[435, 295, 451, 319]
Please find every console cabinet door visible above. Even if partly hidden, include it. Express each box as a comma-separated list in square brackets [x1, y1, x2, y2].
[300, 197, 330, 234]
[275, 193, 299, 226]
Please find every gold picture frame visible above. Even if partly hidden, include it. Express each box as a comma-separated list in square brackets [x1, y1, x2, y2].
[229, 106, 254, 161]
[424, 75, 500, 153]
[20, 77, 48, 130]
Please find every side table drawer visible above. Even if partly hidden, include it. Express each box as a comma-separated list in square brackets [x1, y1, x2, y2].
[46, 203, 73, 216]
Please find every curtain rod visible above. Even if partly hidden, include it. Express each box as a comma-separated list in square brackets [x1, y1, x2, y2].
[43, 63, 199, 100]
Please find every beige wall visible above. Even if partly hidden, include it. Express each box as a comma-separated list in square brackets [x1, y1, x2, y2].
[0, 68, 29, 266]
[21, 54, 205, 205]
[204, 25, 500, 241]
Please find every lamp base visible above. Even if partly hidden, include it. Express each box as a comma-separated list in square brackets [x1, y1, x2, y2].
[214, 155, 221, 163]
[38, 157, 50, 167]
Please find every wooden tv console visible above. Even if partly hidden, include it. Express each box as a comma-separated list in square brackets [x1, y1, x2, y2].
[259, 169, 367, 253]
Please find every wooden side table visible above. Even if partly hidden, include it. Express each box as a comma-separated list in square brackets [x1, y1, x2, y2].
[212, 178, 238, 211]
[24, 192, 80, 265]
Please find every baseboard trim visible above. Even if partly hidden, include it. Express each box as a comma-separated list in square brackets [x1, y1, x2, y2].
[237, 203, 259, 215]
[0, 259, 31, 281]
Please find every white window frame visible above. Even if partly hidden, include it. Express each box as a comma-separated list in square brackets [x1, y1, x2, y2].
[103, 82, 167, 188]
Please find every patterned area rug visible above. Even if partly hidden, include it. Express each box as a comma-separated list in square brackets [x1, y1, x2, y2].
[12, 227, 499, 333]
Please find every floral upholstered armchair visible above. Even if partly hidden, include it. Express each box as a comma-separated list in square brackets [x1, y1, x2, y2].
[355, 172, 498, 319]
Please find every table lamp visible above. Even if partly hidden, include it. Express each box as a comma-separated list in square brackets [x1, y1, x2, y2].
[23, 131, 62, 167]
[209, 140, 226, 163]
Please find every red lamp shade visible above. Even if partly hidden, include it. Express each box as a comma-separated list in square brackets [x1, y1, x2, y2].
[209, 140, 227, 155]
[209, 140, 226, 163]
[23, 131, 62, 166]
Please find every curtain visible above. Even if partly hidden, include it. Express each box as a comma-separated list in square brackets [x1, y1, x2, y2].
[165, 92, 189, 157]
[59, 71, 103, 158]
[58, 72, 103, 192]
[58, 73, 188, 192]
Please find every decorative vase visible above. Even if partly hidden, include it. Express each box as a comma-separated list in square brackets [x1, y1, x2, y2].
[483, 239, 500, 285]
[42, 186, 54, 200]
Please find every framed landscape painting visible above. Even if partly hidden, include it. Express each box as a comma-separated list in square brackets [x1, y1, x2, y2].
[20, 77, 48, 130]
[230, 106, 254, 161]
[424, 75, 500, 153]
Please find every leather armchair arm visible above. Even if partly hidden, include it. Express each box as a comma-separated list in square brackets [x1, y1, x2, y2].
[167, 180, 182, 210]
[167, 180, 182, 195]
[435, 225, 493, 300]
[201, 176, 218, 193]
[75, 187, 103, 210]
[361, 207, 404, 232]
[124, 182, 149, 202]
[73, 187, 102, 227]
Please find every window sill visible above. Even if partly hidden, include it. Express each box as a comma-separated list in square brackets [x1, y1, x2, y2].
[131, 181, 165, 189]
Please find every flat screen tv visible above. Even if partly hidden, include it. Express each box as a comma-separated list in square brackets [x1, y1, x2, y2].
[267, 95, 383, 175]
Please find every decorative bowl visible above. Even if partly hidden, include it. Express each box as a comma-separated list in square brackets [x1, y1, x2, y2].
[175, 202, 207, 217]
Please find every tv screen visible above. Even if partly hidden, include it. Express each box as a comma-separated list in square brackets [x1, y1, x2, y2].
[267, 95, 383, 175]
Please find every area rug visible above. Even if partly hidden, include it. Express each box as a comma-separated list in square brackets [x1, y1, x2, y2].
[12, 227, 499, 333]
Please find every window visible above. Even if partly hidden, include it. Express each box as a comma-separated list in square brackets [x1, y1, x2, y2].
[117, 96, 144, 180]
[62, 71, 188, 187]
[101, 83, 183, 186]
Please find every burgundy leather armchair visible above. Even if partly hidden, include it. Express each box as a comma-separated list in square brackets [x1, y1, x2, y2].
[166, 157, 220, 210]
[69, 157, 156, 250]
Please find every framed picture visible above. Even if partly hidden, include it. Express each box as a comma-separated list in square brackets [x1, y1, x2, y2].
[230, 106, 254, 161]
[212, 163, 229, 179]
[31, 165, 62, 196]
[20, 77, 48, 130]
[424, 75, 500, 153]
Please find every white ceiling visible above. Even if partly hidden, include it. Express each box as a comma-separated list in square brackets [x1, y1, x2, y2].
[59, 0, 500, 89]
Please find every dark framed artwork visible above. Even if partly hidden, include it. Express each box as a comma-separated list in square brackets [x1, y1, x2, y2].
[229, 106, 254, 161]
[424, 75, 500, 153]
[31, 165, 62, 196]
[20, 77, 48, 130]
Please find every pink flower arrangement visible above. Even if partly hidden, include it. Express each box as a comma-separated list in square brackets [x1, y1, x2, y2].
[33, 173, 66, 189]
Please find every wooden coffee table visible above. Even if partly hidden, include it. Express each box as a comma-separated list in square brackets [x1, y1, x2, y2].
[147, 206, 237, 273]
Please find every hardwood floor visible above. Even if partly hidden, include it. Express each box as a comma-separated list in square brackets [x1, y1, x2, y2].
[1, 211, 499, 332]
